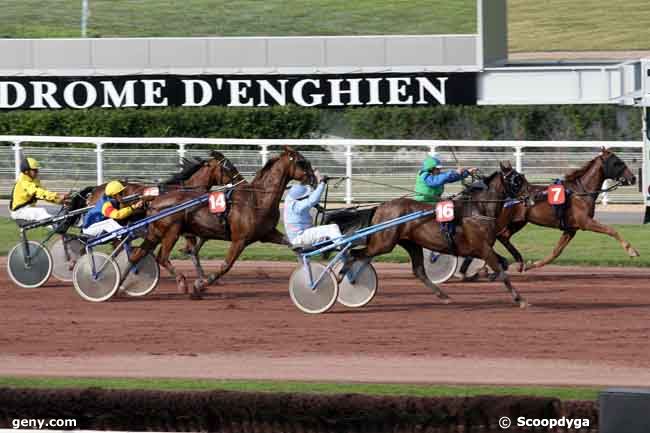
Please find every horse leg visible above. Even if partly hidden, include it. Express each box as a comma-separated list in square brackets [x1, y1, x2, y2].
[155, 223, 188, 293]
[400, 240, 450, 303]
[580, 219, 640, 258]
[179, 234, 196, 255]
[188, 237, 207, 280]
[497, 221, 527, 272]
[498, 235, 525, 272]
[481, 245, 527, 308]
[192, 239, 247, 299]
[527, 230, 577, 270]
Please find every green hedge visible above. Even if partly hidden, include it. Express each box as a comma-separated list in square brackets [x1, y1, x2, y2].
[0, 105, 641, 142]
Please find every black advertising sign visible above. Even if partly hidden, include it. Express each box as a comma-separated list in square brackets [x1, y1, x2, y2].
[0, 72, 477, 110]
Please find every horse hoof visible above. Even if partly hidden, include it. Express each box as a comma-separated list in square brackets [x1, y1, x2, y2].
[518, 300, 529, 309]
[190, 293, 203, 301]
[517, 263, 525, 273]
[439, 296, 452, 305]
[629, 248, 640, 257]
[487, 273, 498, 282]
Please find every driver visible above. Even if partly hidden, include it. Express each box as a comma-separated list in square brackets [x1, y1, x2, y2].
[9, 157, 68, 222]
[283, 171, 342, 247]
[414, 155, 479, 280]
[82, 180, 144, 236]
[414, 155, 477, 203]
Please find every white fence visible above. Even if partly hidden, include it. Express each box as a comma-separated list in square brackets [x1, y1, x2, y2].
[0, 136, 643, 204]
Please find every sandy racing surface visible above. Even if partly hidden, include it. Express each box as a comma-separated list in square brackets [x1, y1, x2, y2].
[1, 259, 649, 387]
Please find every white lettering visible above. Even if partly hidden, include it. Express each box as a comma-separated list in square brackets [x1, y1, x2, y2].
[258, 79, 288, 106]
[31, 81, 61, 109]
[62, 81, 97, 109]
[365, 78, 383, 105]
[416, 77, 447, 105]
[101, 80, 137, 108]
[328, 79, 363, 106]
[228, 80, 254, 107]
[387, 77, 413, 105]
[182, 79, 212, 107]
[142, 79, 168, 107]
[0, 82, 27, 108]
[292, 79, 324, 107]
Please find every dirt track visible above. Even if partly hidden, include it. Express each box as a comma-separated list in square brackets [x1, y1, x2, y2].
[1, 259, 649, 386]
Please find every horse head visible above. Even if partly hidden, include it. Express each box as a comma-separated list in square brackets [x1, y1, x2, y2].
[466, 162, 531, 218]
[282, 146, 316, 187]
[499, 161, 534, 206]
[206, 150, 243, 187]
[599, 147, 636, 186]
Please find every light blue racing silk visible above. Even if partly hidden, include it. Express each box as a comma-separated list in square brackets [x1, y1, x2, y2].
[283, 182, 326, 243]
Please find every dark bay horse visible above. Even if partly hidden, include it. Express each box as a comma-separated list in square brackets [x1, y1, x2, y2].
[341, 163, 533, 307]
[86, 151, 243, 273]
[497, 148, 638, 271]
[130, 147, 316, 298]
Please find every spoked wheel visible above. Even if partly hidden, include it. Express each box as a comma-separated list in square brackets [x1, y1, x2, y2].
[289, 262, 339, 314]
[49, 236, 85, 282]
[334, 260, 378, 308]
[454, 257, 486, 280]
[72, 252, 120, 302]
[7, 241, 53, 288]
[115, 250, 160, 297]
[423, 249, 458, 284]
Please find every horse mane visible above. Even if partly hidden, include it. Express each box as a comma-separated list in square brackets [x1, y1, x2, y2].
[252, 156, 280, 182]
[564, 155, 599, 181]
[484, 171, 499, 184]
[163, 157, 205, 185]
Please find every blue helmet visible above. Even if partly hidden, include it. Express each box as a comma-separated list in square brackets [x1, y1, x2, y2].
[288, 184, 311, 200]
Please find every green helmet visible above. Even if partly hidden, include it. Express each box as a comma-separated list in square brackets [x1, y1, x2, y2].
[422, 156, 441, 171]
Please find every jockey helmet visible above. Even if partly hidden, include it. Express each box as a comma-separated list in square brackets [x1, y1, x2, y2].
[105, 180, 127, 197]
[287, 184, 311, 200]
[422, 155, 441, 171]
[20, 157, 40, 172]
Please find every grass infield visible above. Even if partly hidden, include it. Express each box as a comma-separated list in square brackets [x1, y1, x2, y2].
[0, 376, 599, 400]
[2, 0, 648, 52]
[1, 216, 648, 267]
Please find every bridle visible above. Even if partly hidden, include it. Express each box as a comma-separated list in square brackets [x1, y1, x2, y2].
[601, 153, 629, 183]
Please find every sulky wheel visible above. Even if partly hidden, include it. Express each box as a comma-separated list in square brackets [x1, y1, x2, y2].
[423, 249, 458, 284]
[289, 262, 339, 314]
[49, 236, 85, 282]
[334, 260, 378, 308]
[115, 250, 160, 297]
[72, 252, 120, 302]
[454, 257, 486, 280]
[7, 241, 53, 288]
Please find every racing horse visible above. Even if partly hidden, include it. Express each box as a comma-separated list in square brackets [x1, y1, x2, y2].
[497, 148, 638, 271]
[338, 163, 534, 307]
[86, 151, 243, 276]
[129, 147, 316, 298]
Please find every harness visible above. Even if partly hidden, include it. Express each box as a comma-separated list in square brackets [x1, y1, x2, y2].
[548, 179, 573, 231]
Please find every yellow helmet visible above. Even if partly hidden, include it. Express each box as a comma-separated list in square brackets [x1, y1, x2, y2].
[105, 180, 126, 197]
[20, 157, 40, 172]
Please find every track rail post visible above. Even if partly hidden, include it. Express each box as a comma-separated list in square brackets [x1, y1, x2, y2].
[13, 141, 21, 180]
[345, 144, 353, 204]
[95, 142, 104, 185]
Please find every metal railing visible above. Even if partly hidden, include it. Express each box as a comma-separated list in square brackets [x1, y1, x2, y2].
[0, 136, 643, 204]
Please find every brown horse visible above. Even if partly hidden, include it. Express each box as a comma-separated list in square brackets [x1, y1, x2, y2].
[86, 151, 243, 276]
[340, 163, 533, 307]
[497, 148, 638, 271]
[129, 147, 316, 298]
